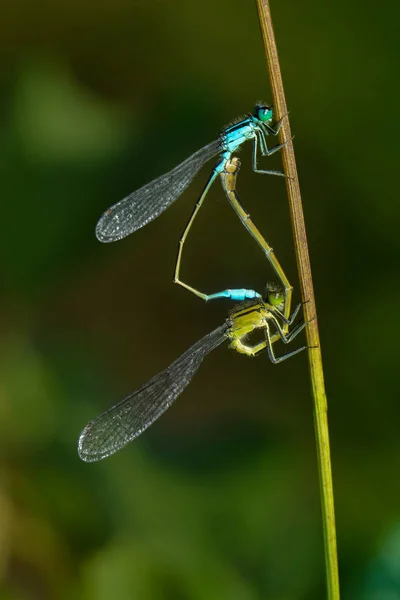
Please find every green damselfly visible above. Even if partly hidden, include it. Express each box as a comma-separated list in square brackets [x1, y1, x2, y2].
[78, 284, 305, 462]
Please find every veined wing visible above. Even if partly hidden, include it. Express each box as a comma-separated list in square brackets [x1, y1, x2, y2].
[78, 322, 229, 462]
[96, 140, 222, 243]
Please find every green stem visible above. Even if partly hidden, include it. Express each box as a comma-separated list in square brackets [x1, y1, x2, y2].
[255, 2, 340, 598]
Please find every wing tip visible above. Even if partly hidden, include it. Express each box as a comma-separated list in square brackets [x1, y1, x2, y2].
[95, 215, 133, 243]
[78, 424, 105, 463]
[95, 217, 116, 243]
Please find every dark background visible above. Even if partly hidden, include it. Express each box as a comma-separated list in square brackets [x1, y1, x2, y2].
[1, 1, 399, 598]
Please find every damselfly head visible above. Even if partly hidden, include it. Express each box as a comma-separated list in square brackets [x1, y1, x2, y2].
[265, 281, 284, 310]
[254, 103, 273, 123]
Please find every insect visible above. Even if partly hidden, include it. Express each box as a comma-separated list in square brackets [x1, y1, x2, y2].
[78, 284, 306, 462]
[95, 104, 289, 302]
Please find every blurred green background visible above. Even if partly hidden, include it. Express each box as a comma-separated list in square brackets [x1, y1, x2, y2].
[1, 0, 399, 598]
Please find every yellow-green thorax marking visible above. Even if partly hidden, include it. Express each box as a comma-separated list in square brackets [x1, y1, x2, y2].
[228, 285, 289, 357]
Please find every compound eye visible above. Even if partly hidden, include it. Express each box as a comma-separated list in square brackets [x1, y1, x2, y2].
[256, 105, 273, 122]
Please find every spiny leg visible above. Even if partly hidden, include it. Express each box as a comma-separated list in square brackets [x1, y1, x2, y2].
[227, 310, 281, 357]
[272, 302, 303, 327]
[267, 311, 308, 346]
[266, 111, 289, 136]
[283, 320, 307, 343]
[252, 133, 287, 176]
[275, 299, 316, 327]
[274, 312, 318, 348]
[228, 320, 305, 362]
[264, 321, 307, 364]
[229, 327, 281, 358]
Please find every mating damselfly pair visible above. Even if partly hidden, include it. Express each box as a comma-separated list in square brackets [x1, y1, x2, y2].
[78, 103, 307, 462]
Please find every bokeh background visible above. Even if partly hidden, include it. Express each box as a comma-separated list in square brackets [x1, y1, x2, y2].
[1, 0, 399, 598]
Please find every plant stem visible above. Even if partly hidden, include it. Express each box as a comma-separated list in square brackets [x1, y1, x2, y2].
[255, 1, 340, 598]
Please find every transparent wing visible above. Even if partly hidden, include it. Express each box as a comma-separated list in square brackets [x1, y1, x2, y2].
[78, 323, 229, 462]
[96, 140, 222, 242]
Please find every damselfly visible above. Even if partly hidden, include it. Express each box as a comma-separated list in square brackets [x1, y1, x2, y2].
[78, 284, 305, 462]
[96, 104, 288, 293]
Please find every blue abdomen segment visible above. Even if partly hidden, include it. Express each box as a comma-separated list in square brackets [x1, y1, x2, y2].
[206, 288, 262, 302]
